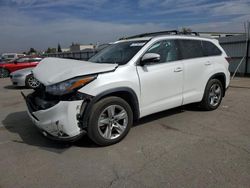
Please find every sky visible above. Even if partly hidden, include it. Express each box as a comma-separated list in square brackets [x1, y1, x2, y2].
[0, 0, 250, 53]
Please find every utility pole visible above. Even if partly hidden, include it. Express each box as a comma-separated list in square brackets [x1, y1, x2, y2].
[245, 21, 250, 76]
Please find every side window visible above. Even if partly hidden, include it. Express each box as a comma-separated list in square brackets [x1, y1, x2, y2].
[202, 41, 222, 56]
[145, 40, 179, 63]
[16, 58, 29, 63]
[179, 39, 203, 59]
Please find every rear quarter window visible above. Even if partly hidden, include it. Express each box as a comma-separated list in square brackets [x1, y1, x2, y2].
[179, 39, 203, 59]
[202, 41, 222, 56]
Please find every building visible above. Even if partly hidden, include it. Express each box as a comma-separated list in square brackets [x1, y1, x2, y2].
[199, 32, 243, 39]
[70, 43, 95, 52]
[219, 34, 249, 76]
[61, 48, 70, 52]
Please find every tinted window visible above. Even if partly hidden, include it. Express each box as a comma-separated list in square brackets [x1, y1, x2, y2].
[179, 39, 203, 59]
[145, 40, 179, 63]
[202, 41, 222, 56]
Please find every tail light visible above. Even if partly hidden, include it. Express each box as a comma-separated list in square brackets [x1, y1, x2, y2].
[225, 57, 231, 63]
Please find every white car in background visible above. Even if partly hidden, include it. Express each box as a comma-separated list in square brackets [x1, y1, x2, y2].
[23, 31, 230, 146]
[1, 53, 25, 62]
[10, 68, 40, 89]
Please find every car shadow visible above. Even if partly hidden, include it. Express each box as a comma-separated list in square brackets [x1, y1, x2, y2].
[134, 106, 184, 127]
[4, 85, 28, 90]
[2, 105, 201, 152]
[2, 111, 97, 153]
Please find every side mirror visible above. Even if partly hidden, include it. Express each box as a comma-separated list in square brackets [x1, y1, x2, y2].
[140, 53, 160, 66]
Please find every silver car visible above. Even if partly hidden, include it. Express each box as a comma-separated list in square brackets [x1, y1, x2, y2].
[10, 68, 40, 89]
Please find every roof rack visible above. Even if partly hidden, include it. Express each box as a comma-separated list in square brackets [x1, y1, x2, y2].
[120, 30, 199, 40]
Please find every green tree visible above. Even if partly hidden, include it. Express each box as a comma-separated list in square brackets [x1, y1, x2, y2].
[181, 27, 192, 34]
[46, 47, 52, 54]
[46, 47, 57, 54]
[57, 43, 62, 52]
[28, 48, 36, 55]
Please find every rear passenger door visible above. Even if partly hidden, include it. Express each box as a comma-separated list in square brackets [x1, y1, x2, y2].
[178, 39, 215, 104]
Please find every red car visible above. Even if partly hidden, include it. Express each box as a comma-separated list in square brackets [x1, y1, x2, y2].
[0, 56, 43, 78]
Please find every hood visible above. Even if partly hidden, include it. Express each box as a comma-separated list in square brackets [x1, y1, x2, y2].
[11, 67, 33, 75]
[33, 57, 118, 86]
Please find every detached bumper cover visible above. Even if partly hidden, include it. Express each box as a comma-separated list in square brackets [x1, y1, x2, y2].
[22, 92, 86, 141]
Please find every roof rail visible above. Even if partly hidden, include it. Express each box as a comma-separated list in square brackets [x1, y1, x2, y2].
[120, 30, 179, 40]
[120, 30, 199, 40]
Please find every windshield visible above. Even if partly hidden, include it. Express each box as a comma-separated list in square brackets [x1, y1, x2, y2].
[89, 40, 147, 65]
[16, 58, 30, 63]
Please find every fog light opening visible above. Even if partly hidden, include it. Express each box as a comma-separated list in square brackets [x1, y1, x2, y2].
[42, 131, 48, 137]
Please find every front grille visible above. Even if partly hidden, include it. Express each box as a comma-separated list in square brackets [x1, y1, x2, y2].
[26, 86, 90, 112]
[26, 89, 60, 111]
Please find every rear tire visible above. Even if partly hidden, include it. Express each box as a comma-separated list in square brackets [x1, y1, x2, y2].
[200, 79, 223, 111]
[0, 68, 9, 78]
[87, 96, 133, 146]
[25, 74, 40, 89]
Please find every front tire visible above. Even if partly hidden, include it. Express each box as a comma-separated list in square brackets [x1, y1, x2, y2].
[200, 79, 223, 111]
[87, 96, 133, 146]
[0, 68, 10, 78]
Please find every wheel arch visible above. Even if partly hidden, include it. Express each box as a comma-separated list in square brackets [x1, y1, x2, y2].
[81, 87, 140, 129]
[206, 72, 226, 97]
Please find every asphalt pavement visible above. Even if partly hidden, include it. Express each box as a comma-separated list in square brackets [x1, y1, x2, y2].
[0, 77, 249, 188]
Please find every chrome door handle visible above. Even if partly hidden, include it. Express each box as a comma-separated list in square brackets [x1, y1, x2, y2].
[205, 61, 211, 65]
[174, 67, 183, 72]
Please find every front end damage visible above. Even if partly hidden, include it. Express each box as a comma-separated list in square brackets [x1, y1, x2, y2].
[22, 88, 92, 141]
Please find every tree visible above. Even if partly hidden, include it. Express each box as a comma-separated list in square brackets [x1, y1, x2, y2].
[46, 47, 52, 54]
[181, 27, 192, 34]
[57, 43, 62, 53]
[28, 48, 36, 55]
[46, 47, 57, 54]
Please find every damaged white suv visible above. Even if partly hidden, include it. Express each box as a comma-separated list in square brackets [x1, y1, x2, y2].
[23, 32, 230, 146]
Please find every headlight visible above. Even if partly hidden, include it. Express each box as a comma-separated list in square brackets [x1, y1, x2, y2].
[45, 75, 97, 95]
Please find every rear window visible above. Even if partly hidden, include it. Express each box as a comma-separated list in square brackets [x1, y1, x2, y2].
[179, 39, 203, 59]
[202, 41, 222, 56]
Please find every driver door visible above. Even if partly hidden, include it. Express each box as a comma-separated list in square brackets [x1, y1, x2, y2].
[137, 39, 184, 117]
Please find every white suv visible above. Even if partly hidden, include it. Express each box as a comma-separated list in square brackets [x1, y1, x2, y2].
[23, 32, 230, 145]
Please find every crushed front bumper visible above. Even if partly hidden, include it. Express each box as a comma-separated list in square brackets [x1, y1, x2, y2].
[22, 91, 87, 141]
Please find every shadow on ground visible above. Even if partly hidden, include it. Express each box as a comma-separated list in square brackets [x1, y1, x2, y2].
[2, 105, 199, 152]
[4, 85, 27, 90]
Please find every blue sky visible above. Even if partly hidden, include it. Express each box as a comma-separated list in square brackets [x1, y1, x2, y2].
[0, 0, 250, 53]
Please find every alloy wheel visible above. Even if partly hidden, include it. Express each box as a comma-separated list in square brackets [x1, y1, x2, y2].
[27, 75, 40, 88]
[0, 68, 9, 78]
[209, 83, 222, 107]
[97, 105, 128, 140]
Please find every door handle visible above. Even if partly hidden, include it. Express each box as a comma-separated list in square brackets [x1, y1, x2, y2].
[174, 67, 183, 72]
[205, 61, 211, 66]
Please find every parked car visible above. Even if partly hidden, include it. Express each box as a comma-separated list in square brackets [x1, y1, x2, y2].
[23, 32, 230, 146]
[0, 56, 42, 78]
[10, 68, 40, 89]
[1, 53, 25, 62]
